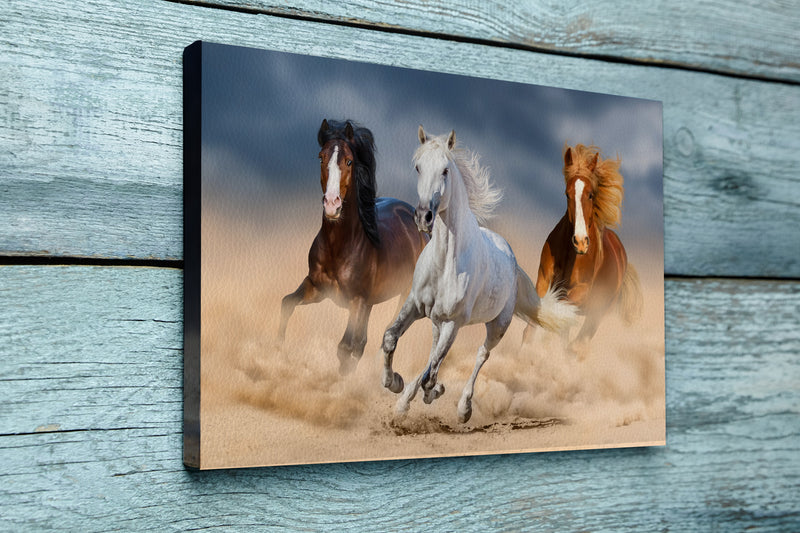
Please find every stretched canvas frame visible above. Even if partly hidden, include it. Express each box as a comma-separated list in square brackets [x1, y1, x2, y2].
[184, 40, 665, 469]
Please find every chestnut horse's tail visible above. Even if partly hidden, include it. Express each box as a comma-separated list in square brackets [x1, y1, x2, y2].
[514, 265, 578, 333]
[618, 263, 643, 324]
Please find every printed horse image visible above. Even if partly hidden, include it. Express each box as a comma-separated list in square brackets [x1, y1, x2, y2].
[278, 119, 429, 373]
[525, 144, 642, 355]
[379, 127, 577, 423]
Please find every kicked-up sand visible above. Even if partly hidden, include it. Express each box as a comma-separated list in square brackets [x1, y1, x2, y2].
[198, 196, 665, 468]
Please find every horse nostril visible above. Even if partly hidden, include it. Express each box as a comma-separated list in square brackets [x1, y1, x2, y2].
[572, 235, 579, 246]
[425, 211, 433, 224]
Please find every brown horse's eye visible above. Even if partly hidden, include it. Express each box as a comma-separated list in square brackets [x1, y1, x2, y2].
[346, 159, 352, 167]
[588, 192, 594, 200]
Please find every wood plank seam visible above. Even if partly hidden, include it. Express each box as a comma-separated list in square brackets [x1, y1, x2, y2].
[167, 0, 800, 86]
[0, 256, 183, 268]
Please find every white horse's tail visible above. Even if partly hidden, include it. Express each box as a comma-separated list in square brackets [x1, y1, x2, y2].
[514, 265, 578, 333]
[618, 263, 643, 325]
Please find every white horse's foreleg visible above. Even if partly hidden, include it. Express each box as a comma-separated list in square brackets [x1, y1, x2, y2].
[458, 316, 510, 423]
[397, 321, 458, 414]
[422, 323, 445, 404]
[380, 297, 423, 393]
[457, 346, 490, 424]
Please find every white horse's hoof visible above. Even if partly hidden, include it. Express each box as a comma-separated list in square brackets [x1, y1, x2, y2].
[395, 399, 410, 415]
[384, 372, 404, 394]
[423, 383, 445, 404]
[457, 398, 472, 423]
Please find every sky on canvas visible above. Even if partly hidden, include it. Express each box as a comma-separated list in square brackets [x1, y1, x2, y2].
[201, 42, 663, 240]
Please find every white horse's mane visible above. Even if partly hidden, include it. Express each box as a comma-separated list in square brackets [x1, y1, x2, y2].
[413, 134, 503, 225]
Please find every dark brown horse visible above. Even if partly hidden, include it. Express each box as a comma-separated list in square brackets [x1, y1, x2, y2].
[525, 144, 642, 355]
[278, 119, 429, 373]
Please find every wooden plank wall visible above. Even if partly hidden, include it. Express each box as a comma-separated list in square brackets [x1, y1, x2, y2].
[1, 1, 798, 530]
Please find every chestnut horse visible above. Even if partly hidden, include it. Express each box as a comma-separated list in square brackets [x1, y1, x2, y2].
[278, 119, 428, 373]
[525, 144, 642, 355]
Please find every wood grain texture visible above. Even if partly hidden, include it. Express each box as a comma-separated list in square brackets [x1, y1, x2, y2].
[196, 0, 800, 82]
[2, 0, 799, 530]
[1, 0, 799, 277]
[1, 266, 798, 530]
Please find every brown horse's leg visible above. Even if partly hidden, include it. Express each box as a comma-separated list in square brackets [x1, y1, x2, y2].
[570, 287, 612, 358]
[278, 277, 322, 344]
[337, 299, 372, 375]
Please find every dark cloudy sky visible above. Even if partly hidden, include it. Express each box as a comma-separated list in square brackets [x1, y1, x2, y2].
[199, 41, 662, 241]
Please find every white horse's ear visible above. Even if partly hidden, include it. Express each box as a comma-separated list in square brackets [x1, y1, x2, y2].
[418, 125, 426, 145]
[564, 146, 573, 167]
[447, 130, 456, 150]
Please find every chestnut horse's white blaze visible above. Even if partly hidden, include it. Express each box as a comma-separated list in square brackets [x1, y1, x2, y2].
[323, 145, 342, 217]
[573, 179, 588, 254]
[378, 126, 577, 423]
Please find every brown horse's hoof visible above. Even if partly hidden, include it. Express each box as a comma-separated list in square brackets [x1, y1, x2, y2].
[338, 355, 359, 375]
[568, 338, 591, 361]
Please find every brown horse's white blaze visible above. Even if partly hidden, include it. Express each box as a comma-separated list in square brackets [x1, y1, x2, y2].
[319, 143, 353, 220]
[572, 179, 590, 254]
[323, 145, 341, 217]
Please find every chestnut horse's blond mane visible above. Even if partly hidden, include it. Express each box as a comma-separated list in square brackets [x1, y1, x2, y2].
[564, 144, 624, 230]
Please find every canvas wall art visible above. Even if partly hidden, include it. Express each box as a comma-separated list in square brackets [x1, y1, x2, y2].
[184, 40, 665, 469]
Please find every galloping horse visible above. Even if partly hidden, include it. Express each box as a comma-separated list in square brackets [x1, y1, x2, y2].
[525, 144, 642, 354]
[379, 127, 577, 423]
[278, 119, 428, 373]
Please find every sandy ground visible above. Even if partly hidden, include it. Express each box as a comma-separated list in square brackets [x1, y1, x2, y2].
[199, 197, 665, 468]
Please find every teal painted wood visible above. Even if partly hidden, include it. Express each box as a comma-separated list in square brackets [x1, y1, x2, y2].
[1, 266, 798, 530]
[1, 1, 799, 277]
[2, 0, 799, 530]
[199, 0, 800, 82]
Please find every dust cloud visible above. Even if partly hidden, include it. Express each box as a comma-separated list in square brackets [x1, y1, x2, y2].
[199, 198, 664, 468]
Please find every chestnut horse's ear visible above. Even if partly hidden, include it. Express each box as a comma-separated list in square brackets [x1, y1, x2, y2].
[588, 153, 599, 172]
[447, 130, 456, 150]
[344, 121, 355, 141]
[318, 119, 329, 147]
[564, 146, 573, 167]
[418, 125, 427, 145]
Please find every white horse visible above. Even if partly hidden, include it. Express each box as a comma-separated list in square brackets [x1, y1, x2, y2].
[379, 127, 577, 423]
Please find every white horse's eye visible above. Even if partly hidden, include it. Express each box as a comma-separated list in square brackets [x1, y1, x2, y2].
[442, 167, 449, 176]
[415, 165, 419, 173]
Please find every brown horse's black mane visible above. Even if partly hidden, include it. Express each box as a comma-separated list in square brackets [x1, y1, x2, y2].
[317, 119, 379, 246]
